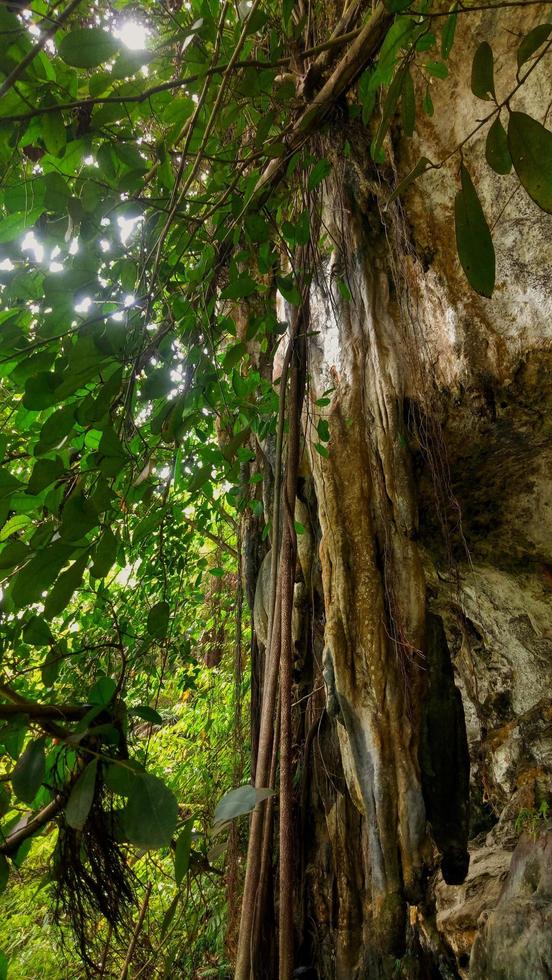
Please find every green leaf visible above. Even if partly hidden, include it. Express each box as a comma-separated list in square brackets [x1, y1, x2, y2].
[517, 24, 551, 70]
[27, 457, 64, 495]
[41, 646, 61, 687]
[174, 818, 194, 885]
[0, 468, 22, 499]
[220, 275, 258, 300]
[44, 173, 70, 211]
[471, 41, 495, 101]
[0, 540, 30, 571]
[0, 209, 43, 244]
[12, 541, 73, 609]
[441, 6, 458, 59]
[222, 342, 246, 372]
[22, 615, 53, 647]
[314, 442, 329, 458]
[147, 601, 170, 639]
[308, 159, 331, 190]
[12, 738, 46, 804]
[122, 773, 178, 849]
[89, 675, 117, 705]
[23, 372, 62, 411]
[0, 515, 31, 542]
[0, 950, 7, 980]
[66, 761, 97, 830]
[42, 111, 66, 157]
[90, 527, 118, 579]
[422, 88, 434, 117]
[373, 63, 408, 160]
[60, 493, 98, 542]
[485, 116, 512, 175]
[508, 111, 552, 214]
[43, 553, 88, 618]
[386, 156, 432, 205]
[454, 164, 495, 298]
[58, 28, 119, 69]
[105, 760, 145, 796]
[317, 419, 330, 442]
[213, 784, 274, 826]
[425, 60, 448, 79]
[129, 705, 163, 725]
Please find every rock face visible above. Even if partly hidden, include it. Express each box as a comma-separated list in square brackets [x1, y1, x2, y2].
[247, 4, 552, 976]
[470, 830, 552, 979]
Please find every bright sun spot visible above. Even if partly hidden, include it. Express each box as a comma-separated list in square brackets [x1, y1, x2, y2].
[21, 231, 44, 264]
[116, 20, 147, 51]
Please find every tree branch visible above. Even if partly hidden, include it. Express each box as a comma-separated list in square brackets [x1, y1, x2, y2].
[0, 795, 63, 855]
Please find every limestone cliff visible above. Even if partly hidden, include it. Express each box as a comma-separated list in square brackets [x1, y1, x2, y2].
[247, 4, 552, 977]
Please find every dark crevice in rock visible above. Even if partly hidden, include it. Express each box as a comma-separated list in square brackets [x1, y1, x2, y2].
[420, 612, 471, 885]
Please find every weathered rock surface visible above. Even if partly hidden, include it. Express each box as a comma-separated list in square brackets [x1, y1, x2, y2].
[248, 3, 552, 976]
[470, 830, 552, 979]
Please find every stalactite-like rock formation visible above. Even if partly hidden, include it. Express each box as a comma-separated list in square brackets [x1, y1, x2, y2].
[243, 4, 552, 977]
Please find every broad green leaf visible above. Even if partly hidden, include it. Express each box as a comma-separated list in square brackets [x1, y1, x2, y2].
[0, 951, 6, 980]
[308, 159, 331, 190]
[147, 601, 170, 639]
[129, 706, 163, 725]
[27, 457, 64, 495]
[517, 24, 551, 70]
[0, 210, 43, 244]
[471, 41, 495, 101]
[317, 419, 330, 443]
[372, 63, 407, 160]
[89, 675, 117, 706]
[12, 738, 46, 804]
[59, 493, 98, 542]
[105, 760, 145, 796]
[0, 540, 30, 571]
[441, 6, 458, 59]
[12, 541, 73, 609]
[454, 164, 495, 298]
[122, 773, 178, 849]
[400, 69, 415, 138]
[422, 86, 434, 117]
[58, 28, 119, 69]
[0, 515, 31, 542]
[213, 785, 274, 826]
[43, 553, 88, 618]
[508, 111, 552, 214]
[22, 615, 53, 647]
[66, 761, 97, 830]
[220, 275, 258, 300]
[0, 469, 22, 499]
[23, 372, 62, 411]
[42, 112, 66, 157]
[90, 527, 118, 579]
[485, 117, 512, 175]
[222, 342, 246, 372]
[44, 172, 70, 211]
[174, 818, 194, 885]
[41, 646, 61, 687]
[425, 60, 448, 79]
